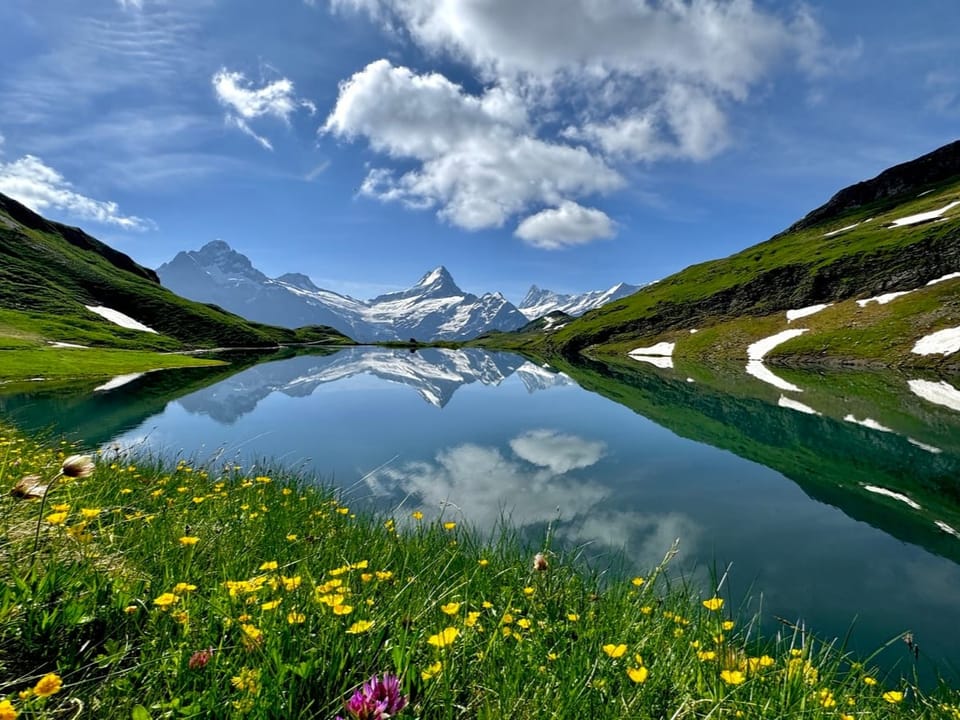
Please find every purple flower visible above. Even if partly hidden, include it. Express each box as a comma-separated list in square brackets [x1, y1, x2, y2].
[336, 674, 407, 719]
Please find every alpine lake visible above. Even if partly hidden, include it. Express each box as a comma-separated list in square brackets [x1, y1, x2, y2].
[3, 346, 960, 684]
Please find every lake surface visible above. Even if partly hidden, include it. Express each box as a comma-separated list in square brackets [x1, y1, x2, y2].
[3, 346, 960, 680]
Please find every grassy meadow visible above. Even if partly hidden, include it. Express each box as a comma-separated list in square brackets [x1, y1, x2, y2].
[1, 427, 959, 719]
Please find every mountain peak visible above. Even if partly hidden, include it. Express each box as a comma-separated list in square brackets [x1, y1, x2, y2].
[275, 272, 319, 291]
[200, 239, 233, 254]
[416, 266, 457, 289]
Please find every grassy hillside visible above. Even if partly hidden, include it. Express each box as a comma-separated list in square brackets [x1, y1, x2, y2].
[486, 141, 960, 367]
[0, 193, 353, 353]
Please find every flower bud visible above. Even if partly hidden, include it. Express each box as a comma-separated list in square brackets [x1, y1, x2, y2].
[533, 552, 549, 572]
[62, 455, 95, 478]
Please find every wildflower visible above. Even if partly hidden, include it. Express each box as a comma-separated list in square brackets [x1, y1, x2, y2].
[547, 652, 558, 661]
[478, 558, 489, 567]
[602, 644, 627, 659]
[287, 611, 306, 624]
[375, 571, 393, 581]
[338, 673, 407, 720]
[261, 599, 282, 611]
[720, 670, 746, 685]
[411, 510, 423, 520]
[33, 673, 63, 697]
[179, 536, 199, 546]
[863, 676, 878, 686]
[188, 648, 214, 670]
[567, 613, 580, 622]
[443, 521, 456, 530]
[465, 611, 482, 627]
[281, 575, 302, 591]
[173, 583, 197, 594]
[631, 576, 645, 586]
[421, 661, 442, 681]
[702, 597, 724, 611]
[427, 627, 460, 648]
[286, 533, 298, 541]
[62, 454, 95, 478]
[153, 593, 180, 609]
[523, 586, 535, 597]
[819, 689, 837, 708]
[79, 508, 101, 519]
[0, 699, 16, 720]
[517, 618, 532, 629]
[45, 512, 68, 526]
[346, 620, 374, 634]
[627, 665, 649, 683]
[882, 691, 905, 704]
[124, 605, 138, 614]
[10, 475, 46, 499]
[440, 602, 461, 615]
[259, 561, 278, 571]
[333, 604, 354, 615]
[698, 651, 717, 661]
[231, 667, 260, 694]
[722, 620, 735, 631]
[533, 552, 549, 572]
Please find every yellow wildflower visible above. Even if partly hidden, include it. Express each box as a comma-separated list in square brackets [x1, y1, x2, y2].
[882, 691, 904, 704]
[33, 673, 63, 697]
[231, 667, 260, 693]
[259, 561, 278, 571]
[863, 676, 878, 686]
[280, 575, 302, 591]
[478, 559, 489, 567]
[261, 599, 282, 611]
[523, 586, 534, 597]
[720, 670, 746, 685]
[421, 661, 442, 680]
[631, 576, 644, 586]
[80, 508, 101, 519]
[702, 597, 724, 611]
[517, 618, 532, 629]
[411, 510, 423, 520]
[602, 644, 627, 658]
[346, 620, 374, 634]
[287, 611, 306, 624]
[153, 593, 180, 609]
[375, 571, 394, 581]
[333, 604, 354, 615]
[179, 536, 199, 546]
[45, 512, 68, 526]
[440, 602, 461, 615]
[567, 613, 580, 622]
[722, 620, 735, 631]
[465, 611, 481, 627]
[0, 699, 16, 720]
[240, 623, 263, 643]
[172, 583, 197, 594]
[427, 627, 460, 648]
[443, 521, 456, 530]
[698, 650, 717, 661]
[627, 666, 649, 683]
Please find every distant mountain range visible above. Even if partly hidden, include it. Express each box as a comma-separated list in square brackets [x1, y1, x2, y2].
[517, 282, 644, 320]
[158, 240, 638, 341]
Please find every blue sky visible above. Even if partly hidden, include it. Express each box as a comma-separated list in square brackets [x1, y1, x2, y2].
[0, 0, 958, 304]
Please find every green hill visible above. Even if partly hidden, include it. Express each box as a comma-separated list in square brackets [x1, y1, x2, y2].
[484, 140, 960, 369]
[0, 193, 354, 357]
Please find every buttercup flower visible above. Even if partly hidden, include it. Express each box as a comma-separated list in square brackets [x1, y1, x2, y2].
[602, 644, 627, 658]
[427, 627, 460, 648]
[702, 597, 724, 611]
[33, 673, 63, 697]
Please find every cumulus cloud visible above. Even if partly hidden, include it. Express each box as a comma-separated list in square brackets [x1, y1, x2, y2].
[0, 154, 152, 230]
[514, 202, 616, 249]
[213, 69, 315, 150]
[324, 1, 838, 246]
[324, 60, 622, 235]
[509, 429, 606, 473]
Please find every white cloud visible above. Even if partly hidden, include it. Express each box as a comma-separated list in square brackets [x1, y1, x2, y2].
[514, 202, 616, 249]
[116, 0, 144, 9]
[213, 69, 315, 150]
[323, 60, 622, 235]
[326, 1, 837, 244]
[0, 155, 151, 230]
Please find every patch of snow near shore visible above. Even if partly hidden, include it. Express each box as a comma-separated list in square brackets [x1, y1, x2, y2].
[927, 271, 960, 286]
[85, 305, 157, 333]
[863, 485, 921, 510]
[689, 328, 698, 334]
[747, 329, 808, 360]
[908, 438, 942, 454]
[844, 415, 893, 432]
[48, 341, 88, 348]
[778, 395, 820, 415]
[786, 304, 831, 322]
[630, 355, 673, 369]
[889, 200, 960, 227]
[908, 379, 960, 412]
[746, 361, 803, 392]
[94, 373, 146, 392]
[629, 341, 675, 356]
[912, 327, 960, 356]
[936, 521, 960, 538]
[856, 291, 910, 307]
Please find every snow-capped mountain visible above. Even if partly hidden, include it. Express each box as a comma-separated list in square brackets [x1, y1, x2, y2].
[157, 241, 528, 341]
[177, 348, 567, 420]
[518, 282, 643, 320]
